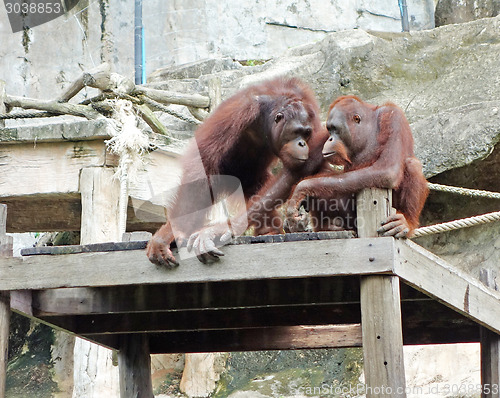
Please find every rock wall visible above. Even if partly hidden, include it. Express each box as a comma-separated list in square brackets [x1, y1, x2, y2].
[0, 0, 434, 99]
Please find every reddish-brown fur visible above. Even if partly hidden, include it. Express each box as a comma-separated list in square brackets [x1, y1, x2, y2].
[147, 77, 325, 266]
[287, 96, 428, 236]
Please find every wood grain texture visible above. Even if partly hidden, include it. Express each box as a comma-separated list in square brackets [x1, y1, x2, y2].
[87, 324, 363, 354]
[0, 141, 111, 197]
[79, 167, 121, 245]
[0, 237, 395, 290]
[118, 335, 153, 398]
[358, 189, 406, 398]
[0, 292, 9, 398]
[0, 204, 11, 398]
[479, 269, 500, 398]
[396, 239, 500, 335]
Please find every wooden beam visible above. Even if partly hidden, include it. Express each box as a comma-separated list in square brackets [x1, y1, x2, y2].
[38, 304, 361, 335]
[480, 269, 500, 398]
[0, 237, 395, 290]
[358, 189, 406, 398]
[89, 324, 363, 354]
[0, 204, 12, 398]
[118, 335, 153, 398]
[1, 194, 82, 233]
[0, 140, 114, 197]
[28, 278, 429, 317]
[395, 239, 500, 335]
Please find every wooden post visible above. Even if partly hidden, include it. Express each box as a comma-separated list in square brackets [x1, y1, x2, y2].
[480, 269, 500, 398]
[118, 335, 153, 398]
[0, 204, 13, 398]
[357, 188, 407, 398]
[80, 167, 154, 397]
[80, 167, 121, 244]
[0, 80, 6, 128]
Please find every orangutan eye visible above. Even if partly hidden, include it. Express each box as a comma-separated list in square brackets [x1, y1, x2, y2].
[353, 114, 361, 123]
[274, 113, 284, 123]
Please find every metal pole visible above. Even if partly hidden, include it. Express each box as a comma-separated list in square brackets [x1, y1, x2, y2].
[134, 0, 145, 84]
[399, 0, 410, 32]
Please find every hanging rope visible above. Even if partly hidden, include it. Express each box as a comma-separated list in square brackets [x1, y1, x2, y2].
[0, 110, 60, 119]
[412, 210, 500, 238]
[138, 95, 201, 125]
[410, 182, 500, 237]
[429, 182, 500, 200]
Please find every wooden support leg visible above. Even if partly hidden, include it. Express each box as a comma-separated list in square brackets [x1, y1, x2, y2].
[480, 269, 500, 398]
[76, 168, 123, 396]
[357, 189, 407, 398]
[118, 335, 153, 398]
[0, 292, 9, 398]
[0, 204, 13, 398]
[360, 276, 406, 397]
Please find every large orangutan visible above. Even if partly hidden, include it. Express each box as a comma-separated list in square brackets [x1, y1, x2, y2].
[286, 95, 428, 237]
[147, 77, 326, 266]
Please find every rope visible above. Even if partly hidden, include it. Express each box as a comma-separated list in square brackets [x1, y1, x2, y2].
[138, 95, 201, 125]
[0, 111, 61, 119]
[412, 210, 500, 238]
[428, 182, 500, 200]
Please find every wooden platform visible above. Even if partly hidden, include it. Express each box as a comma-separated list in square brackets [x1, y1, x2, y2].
[3, 234, 498, 354]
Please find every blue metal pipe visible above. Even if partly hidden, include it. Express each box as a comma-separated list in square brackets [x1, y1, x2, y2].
[134, 0, 145, 84]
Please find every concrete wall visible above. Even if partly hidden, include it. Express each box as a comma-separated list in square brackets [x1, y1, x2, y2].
[0, 0, 434, 99]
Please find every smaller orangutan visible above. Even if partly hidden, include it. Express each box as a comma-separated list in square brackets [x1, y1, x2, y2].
[286, 95, 428, 237]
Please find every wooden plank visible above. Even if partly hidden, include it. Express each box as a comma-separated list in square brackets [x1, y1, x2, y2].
[1, 194, 82, 233]
[21, 240, 147, 256]
[37, 304, 361, 335]
[402, 297, 479, 345]
[358, 189, 406, 398]
[480, 269, 500, 398]
[19, 231, 353, 256]
[0, 237, 395, 290]
[0, 140, 112, 197]
[395, 239, 500, 335]
[88, 324, 364, 354]
[118, 335, 154, 398]
[24, 278, 425, 318]
[29, 276, 363, 316]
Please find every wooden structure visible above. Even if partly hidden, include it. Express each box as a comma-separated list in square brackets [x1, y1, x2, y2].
[0, 120, 182, 234]
[0, 189, 499, 397]
[0, 122, 499, 397]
